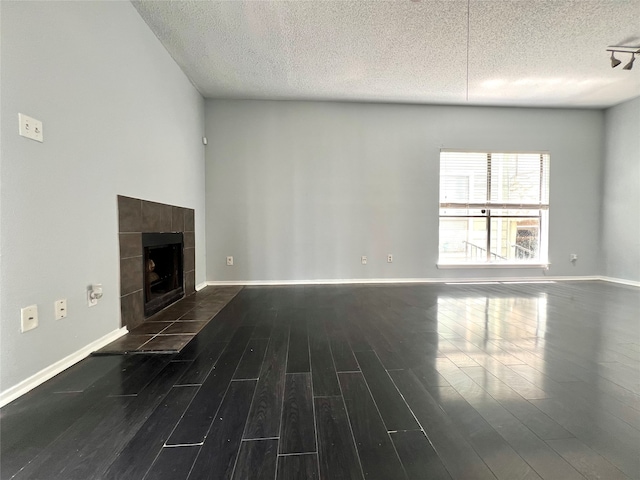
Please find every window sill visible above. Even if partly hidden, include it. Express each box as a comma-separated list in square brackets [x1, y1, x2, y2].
[437, 263, 550, 269]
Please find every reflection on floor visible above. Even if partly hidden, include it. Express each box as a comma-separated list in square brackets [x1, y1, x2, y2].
[1, 281, 639, 479]
[96, 286, 243, 354]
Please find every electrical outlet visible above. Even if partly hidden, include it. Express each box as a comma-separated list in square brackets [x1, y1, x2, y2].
[226, 256, 234, 266]
[21, 305, 39, 333]
[18, 113, 43, 142]
[55, 299, 67, 320]
[361, 256, 367, 265]
[387, 254, 393, 263]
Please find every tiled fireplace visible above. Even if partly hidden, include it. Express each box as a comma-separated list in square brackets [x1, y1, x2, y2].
[117, 196, 196, 330]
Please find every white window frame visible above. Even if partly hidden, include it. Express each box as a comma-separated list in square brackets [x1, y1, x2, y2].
[437, 150, 550, 269]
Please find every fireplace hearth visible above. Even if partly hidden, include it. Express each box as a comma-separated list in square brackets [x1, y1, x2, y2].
[143, 232, 184, 317]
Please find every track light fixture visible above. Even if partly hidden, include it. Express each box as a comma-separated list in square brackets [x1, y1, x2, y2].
[607, 46, 640, 70]
[623, 53, 636, 70]
[610, 52, 621, 68]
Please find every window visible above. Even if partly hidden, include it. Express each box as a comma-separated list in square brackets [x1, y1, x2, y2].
[438, 151, 550, 266]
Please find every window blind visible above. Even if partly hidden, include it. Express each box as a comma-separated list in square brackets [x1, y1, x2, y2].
[440, 151, 550, 209]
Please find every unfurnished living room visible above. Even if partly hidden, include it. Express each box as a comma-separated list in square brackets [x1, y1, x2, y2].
[1, 1, 639, 479]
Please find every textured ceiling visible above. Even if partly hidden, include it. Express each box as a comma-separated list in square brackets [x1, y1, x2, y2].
[131, 0, 640, 108]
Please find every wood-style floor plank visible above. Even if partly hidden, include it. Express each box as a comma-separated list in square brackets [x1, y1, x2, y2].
[446, 373, 584, 480]
[231, 439, 278, 480]
[251, 309, 277, 339]
[279, 373, 316, 454]
[545, 438, 630, 480]
[558, 380, 640, 430]
[187, 380, 257, 480]
[142, 446, 200, 480]
[286, 311, 310, 373]
[352, 311, 406, 370]
[338, 372, 407, 480]
[234, 339, 269, 380]
[12, 360, 192, 480]
[107, 355, 172, 396]
[308, 310, 341, 396]
[411, 362, 451, 388]
[1, 391, 89, 479]
[431, 385, 543, 480]
[532, 397, 640, 478]
[47, 355, 125, 393]
[11, 396, 132, 480]
[390, 430, 452, 480]
[342, 311, 372, 353]
[166, 326, 254, 445]
[389, 369, 497, 480]
[276, 453, 320, 480]
[460, 365, 574, 441]
[244, 311, 290, 439]
[314, 396, 364, 480]
[102, 385, 199, 480]
[324, 311, 359, 372]
[174, 342, 227, 385]
[354, 351, 419, 431]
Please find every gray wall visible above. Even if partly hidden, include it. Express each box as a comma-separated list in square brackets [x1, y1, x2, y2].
[1, 1, 205, 392]
[205, 99, 604, 282]
[602, 97, 640, 282]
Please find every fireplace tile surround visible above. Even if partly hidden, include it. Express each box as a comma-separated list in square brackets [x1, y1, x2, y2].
[117, 195, 196, 330]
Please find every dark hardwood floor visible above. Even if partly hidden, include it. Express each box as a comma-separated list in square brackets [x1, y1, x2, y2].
[2, 281, 639, 479]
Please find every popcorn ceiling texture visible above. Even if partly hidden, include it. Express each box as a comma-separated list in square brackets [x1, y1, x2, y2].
[132, 0, 640, 107]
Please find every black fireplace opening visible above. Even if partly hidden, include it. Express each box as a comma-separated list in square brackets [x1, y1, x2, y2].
[142, 232, 184, 318]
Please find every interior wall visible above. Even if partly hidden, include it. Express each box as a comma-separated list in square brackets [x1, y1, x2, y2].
[0, 1, 205, 392]
[205, 99, 604, 282]
[602, 96, 640, 282]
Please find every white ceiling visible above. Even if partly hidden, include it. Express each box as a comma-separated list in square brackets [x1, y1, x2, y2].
[132, 0, 640, 108]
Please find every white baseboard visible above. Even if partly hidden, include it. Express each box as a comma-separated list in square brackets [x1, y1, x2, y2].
[206, 276, 604, 287]
[0, 326, 128, 408]
[599, 276, 640, 288]
[195, 281, 208, 291]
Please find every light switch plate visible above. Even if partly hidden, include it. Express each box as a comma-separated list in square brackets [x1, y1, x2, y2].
[18, 113, 43, 142]
[21, 305, 39, 332]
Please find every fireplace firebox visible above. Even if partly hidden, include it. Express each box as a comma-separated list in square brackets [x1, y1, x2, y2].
[142, 233, 184, 317]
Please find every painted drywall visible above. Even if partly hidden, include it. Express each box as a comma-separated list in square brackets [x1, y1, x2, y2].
[0, 1, 205, 392]
[602, 97, 640, 282]
[205, 99, 604, 282]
